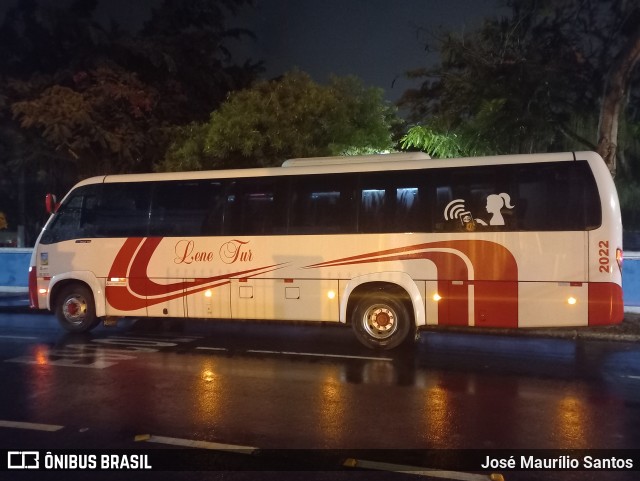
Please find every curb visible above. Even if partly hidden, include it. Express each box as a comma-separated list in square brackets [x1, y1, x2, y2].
[419, 311, 640, 343]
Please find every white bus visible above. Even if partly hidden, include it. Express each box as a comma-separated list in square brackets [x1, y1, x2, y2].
[29, 151, 623, 349]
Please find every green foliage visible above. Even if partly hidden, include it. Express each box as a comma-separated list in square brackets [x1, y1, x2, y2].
[400, 125, 491, 158]
[157, 123, 210, 172]
[399, 0, 640, 160]
[0, 0, 261, 178]
[158, 71, 400, 171]
[0, 0, 261, 244]
[11, 67, 158, 175]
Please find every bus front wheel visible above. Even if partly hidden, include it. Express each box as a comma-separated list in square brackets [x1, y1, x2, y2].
[55, 284, 100, 333]
[351, 294, 412, 350]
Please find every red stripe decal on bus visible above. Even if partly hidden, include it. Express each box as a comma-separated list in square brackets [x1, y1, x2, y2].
[105, 237, 285, 311]
[305, 240, 519, 328]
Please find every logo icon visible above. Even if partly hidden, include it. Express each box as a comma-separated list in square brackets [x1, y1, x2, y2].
[7, 451, 39, 469]
[444, 199, 477, 231]
[443, 199, 466, 221]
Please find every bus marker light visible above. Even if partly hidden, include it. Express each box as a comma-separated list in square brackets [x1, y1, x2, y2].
[433, 294, 442, 302]
[327, 290, 336, 300]
[38, 288, 48, 295]
[567, 297, 577, 305]
[204, 290, 212, 298]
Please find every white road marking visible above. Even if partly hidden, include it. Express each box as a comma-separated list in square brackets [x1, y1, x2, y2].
[0, 420, 64, 432]
[0, 335, 38, 340]
[195, 347, 229, 351]
[246, 349, 393, 362]
[344, 458, 496, 480]
[137, 434, 257, 453]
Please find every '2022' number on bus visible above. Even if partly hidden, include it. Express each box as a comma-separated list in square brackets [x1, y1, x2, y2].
[599, 240, 610, 273]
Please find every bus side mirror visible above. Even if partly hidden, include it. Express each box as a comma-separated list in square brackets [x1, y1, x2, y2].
[45, 194, 59, 214]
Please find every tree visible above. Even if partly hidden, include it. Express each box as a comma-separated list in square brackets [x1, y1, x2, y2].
[158, 71, 401, 171]
[399, 124, 491, 158]
[0, 0, 261, 244]
[400, 0, 640, 175]
[117, 0, 262, 124]
[1, 0, 261, 176]
[11, 67, 160, 176]
[598, 24, 640, 173]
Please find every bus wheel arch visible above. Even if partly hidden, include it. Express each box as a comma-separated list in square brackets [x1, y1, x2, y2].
[347, 282, 415, 350]
[53, 281, 100, 333]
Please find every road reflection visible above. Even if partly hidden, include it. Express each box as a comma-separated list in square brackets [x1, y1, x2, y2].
[196, 360, 223, 424]
[556, 395, 589, 448]
[3, 316, 637, 450]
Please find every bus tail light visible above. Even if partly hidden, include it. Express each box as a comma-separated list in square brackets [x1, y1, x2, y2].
[616, 248, 623, 274]
[28, 266, 38, 309]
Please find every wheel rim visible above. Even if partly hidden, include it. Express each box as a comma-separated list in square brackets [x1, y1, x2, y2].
[62, 295, 88, 325]
[362, 303, 398, 340]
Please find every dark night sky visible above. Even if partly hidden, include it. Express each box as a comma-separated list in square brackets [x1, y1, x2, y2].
[3, 0, 504, 101]
[232, 0, 503, 101]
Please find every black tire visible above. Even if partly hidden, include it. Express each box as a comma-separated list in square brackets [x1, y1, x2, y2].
[351, 293, 412, 350]
[55, 284, 100, 333]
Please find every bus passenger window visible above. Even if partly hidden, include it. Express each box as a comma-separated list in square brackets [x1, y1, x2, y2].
[94, 183, 152, 237]
[358, 170, 427, 233]
[394, 185, 428, 232]
[433, 166, 515, 232]
[224, 178, 286, 235]
[243, 192, 275, 234]
[149, 180, 223, 236]
[289, 174, 355, 234]
[359, 188, 386, 232]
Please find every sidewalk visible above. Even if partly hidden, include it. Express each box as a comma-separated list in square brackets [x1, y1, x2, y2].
[422, 309, 640, 343]
[531, 310, 640, 342]
[553, 310, 640, 342]
[0, 288, 29, 307]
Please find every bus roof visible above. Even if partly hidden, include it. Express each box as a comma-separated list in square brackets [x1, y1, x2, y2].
[281, 152, 431, 167]
[72, 151, 597, 188]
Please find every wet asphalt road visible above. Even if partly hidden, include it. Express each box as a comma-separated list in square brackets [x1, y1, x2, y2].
[1, 309, 640, 481]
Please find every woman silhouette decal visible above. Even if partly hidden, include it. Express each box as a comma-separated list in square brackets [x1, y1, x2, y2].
[476, 193, 514, 226]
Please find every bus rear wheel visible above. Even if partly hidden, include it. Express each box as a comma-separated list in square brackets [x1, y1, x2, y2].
[351, 293, 411, 350]
[55, 284, 100, 333]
